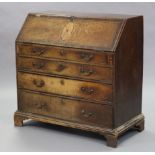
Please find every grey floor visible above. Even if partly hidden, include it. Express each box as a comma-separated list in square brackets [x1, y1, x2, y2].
[0, 2, 155, 152]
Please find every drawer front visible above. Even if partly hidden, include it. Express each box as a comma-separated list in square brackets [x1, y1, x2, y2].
[18, 72, 112, 103]
[16, 43, 113, 66]
[18, 90, 112, 128]
[17, 57, 112, 83]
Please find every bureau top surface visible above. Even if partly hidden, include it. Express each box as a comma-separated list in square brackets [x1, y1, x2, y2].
[16, 12, 141, 51]
[30, 11, 139, 20]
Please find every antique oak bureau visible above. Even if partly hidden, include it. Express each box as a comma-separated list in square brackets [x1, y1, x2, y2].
[14, 12, 144, 147]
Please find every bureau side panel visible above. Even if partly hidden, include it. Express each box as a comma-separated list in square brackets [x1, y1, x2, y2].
[114, 17, 143, 127]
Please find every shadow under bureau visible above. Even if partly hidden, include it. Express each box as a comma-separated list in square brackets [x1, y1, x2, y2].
[14, 12, 144, 147]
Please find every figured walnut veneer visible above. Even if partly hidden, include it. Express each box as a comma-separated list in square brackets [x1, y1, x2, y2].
[14, 12, 144, 147]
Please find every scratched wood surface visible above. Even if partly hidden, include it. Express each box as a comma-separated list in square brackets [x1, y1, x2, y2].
[18, 90, 113, 128]
[16, 43, 114, 66]
[15, 12, 144, 147]
[17, 72, 112, 103]
[17, 57, 113, 83]
[16, 14, 123, 51]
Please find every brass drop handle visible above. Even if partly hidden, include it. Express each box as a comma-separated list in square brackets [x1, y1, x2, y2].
[69, 16, 75, 22]
[34, 102, 47, 110]
[80, 66, 94, 76]
[80, 52, 94, 62]
[32, 61, 45, 69]
[32, 47, 46, 55]
[61, 99, 65, 105]
[81, 109, 93, 118]
[56, 64, 66, 72]
[33, 79, 45, 87]
[81, 87, 95, 95]
[60, 50, 65, 56]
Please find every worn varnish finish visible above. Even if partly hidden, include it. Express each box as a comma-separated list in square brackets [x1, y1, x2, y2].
[17, 43, 114, 66]
[14, 12, 144, 147]
[114, 17, 144, 128]
[17, 56, 112, 83]
[17, 72, 112, 103]
[18, 90, 112, 128]
[17, 14, 123, 51]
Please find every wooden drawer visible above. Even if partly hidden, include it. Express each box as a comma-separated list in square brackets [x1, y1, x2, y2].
[17, 57, 112, 83]
[17, 72, 112, 103]
[18, 90, 112, 128]
[16, 43, 114, 66]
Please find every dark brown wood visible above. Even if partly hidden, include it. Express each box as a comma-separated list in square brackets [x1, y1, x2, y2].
[105, 134, 118, 148]
[17, 72, 112, 103]
[133, 119, 144, 132]
[18, 90, 112, 128]
[16, 14, 123, 51]
[114, 16, 143, 128]
[16, 43, 114, 66]
[14, 114, 27, 127]
[14, 111, 144, 148]
[14, 12, 144, 147]
[17, 56, 112, 84]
